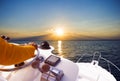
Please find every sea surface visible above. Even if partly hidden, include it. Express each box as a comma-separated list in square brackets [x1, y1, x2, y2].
[11, 40, 120, 81]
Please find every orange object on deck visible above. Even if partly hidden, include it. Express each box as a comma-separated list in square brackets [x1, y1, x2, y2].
[0, 38, 35, 65]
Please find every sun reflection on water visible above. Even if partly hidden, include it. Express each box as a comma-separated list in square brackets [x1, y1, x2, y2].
[58, 41, 64, 57]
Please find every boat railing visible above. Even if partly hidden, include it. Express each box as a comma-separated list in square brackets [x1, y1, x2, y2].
[76, 51, 120, 74]
[100, 57, 120, 72]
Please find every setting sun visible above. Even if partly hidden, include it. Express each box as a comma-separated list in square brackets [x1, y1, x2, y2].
[55, 28, 64, 36]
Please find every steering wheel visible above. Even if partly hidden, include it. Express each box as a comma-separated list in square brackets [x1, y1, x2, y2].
[0, 49, 40, 72]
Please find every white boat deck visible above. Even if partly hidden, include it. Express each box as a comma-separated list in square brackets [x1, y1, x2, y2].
[38, 48, 79, 81]
[76, 62, 116, 81]
[0, 48, 79, 81]
[0, 47, 117, 81]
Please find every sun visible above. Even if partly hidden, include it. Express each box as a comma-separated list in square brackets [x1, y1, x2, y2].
[55, 28, 64, 36]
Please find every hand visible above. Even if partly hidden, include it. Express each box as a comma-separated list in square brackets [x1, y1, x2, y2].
[28, 42, 38, 49]
[1, 35, 10, 41]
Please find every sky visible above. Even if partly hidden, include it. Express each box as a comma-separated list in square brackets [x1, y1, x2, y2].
[0, 0, 120, 39]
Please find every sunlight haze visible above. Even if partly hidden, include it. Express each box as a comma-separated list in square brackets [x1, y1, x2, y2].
[0, 0, 120, 40]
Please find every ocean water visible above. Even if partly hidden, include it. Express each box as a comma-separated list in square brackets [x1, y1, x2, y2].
[11, 40, 120, 81]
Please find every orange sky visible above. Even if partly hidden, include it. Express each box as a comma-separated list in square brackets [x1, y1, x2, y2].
[0, 0, 120, 40]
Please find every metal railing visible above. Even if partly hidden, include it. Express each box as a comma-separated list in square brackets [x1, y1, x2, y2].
[76, 51, 120, 73]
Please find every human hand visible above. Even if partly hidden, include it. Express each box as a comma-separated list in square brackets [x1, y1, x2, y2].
[28, 42, 38, 49]
[1, 35, 10, 41]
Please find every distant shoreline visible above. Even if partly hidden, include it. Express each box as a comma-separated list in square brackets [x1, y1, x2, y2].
[10, 39, 120, 41]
